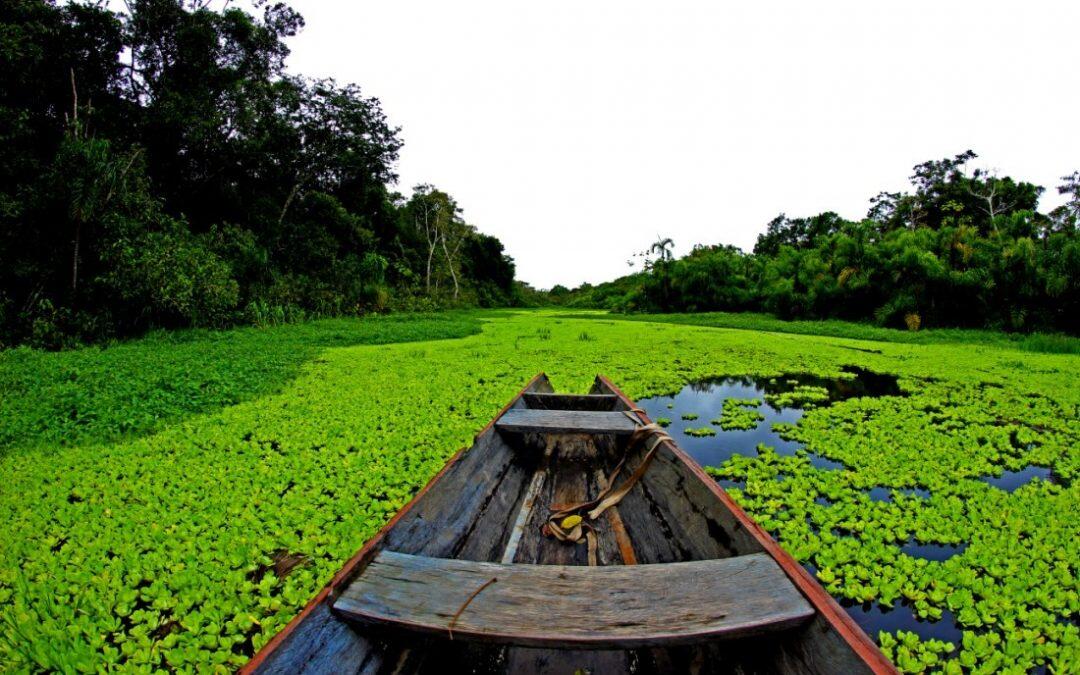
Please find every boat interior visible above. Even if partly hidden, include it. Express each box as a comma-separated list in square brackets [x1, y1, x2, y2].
[249, 375, 889, 675]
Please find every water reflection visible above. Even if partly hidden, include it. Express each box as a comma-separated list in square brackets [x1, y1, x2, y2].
[979, 465, 1055, 492]
[841, 599, 964, 646]
[638, 369, 976, 650]
[637, 367, 901, 469]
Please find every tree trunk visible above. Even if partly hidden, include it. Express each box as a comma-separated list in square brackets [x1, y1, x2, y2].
[72, 220, 81, 293]
[278, 180, 302, 227]
[425, 240, 436, 292]
[441, 234, 459, 299]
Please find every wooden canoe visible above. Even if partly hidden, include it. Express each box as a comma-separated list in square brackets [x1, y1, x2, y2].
[242, 374, 896, 674]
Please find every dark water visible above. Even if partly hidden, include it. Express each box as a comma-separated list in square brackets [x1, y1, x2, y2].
[867, 487, 892, 502]
[637, 367, 900, 469]
[979, 465, 1055, 491]
[638, 370, 965, 649]
[901, 540, 968, 562]
[639, 377, 804, 466]
[842, 600, 964, 646]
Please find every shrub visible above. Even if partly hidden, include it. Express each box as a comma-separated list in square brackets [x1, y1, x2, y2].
[103, 224, 240, 328]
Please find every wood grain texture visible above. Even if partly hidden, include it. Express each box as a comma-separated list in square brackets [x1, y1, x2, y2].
[499, 442, 554, 564]
[333, 551, 815, 649]
[251, 373, 896, 674]
[496, 409, 638, 435]
[593, 374, 897, 675]
[244, 374, 552, 675]
[247, 603, 376, 674]
[521, 393, 618, 410]
[380, 429, 525, 559]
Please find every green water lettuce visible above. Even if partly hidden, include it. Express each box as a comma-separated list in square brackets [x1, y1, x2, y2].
[713, 398, 764, 430]
[0, 310, 1077, 673]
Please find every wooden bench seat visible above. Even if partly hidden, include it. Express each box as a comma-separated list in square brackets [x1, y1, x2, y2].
[331, 551, 815, 649]
[495, 409, 639, 435]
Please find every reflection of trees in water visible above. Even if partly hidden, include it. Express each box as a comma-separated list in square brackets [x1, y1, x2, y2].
[689, 368, 902, 406]
[691, 376, 756, 394]
[842, 367, 903, 398]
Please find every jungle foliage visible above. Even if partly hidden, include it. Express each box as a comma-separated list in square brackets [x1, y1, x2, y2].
[0, 0, 518, 348]
[561, 153, 1080, 334]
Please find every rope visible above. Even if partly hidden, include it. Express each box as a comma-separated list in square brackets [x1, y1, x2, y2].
[447, 577, 497, 639]
[542, 410, 672, 565]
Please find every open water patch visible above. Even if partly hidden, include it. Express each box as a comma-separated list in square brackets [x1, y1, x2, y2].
[842, 598, 964, 647]
[867, 487, 892, 502]
[801, 557, 965, 647]
[806, 453, 846, 471]
[979, 465, 1056, 492]
[640, 368, 933, 647]
[638, 367, 902, 468]
[715, 478, 746, 492]
[864, 486, 932, 503]
[901, 540, 968, 562]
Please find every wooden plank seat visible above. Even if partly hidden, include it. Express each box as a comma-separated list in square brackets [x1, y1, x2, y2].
[332, 551, 815, 649]
[495, 409, 639, 435]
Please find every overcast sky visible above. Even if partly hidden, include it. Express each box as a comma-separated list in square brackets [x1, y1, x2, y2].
[280, 1, 1079, 289]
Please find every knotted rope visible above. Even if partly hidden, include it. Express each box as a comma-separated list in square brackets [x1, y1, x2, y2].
[543, 409, 672, 565]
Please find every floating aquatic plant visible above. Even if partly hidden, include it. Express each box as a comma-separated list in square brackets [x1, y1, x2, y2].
[684, 426, 717, 437]
[713, 398, 765, 430]
[0, 310, 1076, 673]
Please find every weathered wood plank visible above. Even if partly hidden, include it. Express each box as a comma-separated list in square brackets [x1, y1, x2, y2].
[522, 393, 618, 411]
[637, 447, 750, 558]
[246, 374, 554, 675]
[380, 429, 519, 558]
[605, 441, 699, 563]
[592, 375, 895, 675]
[500, 434, 623, 667]
[496, 409, 638, 435]
[542, 450, 590, 565]
[593, 469, 634, 566]
[250, 603, 378, 675]
[499, 443, 554, 564]
[503, 647, 633, 674]
[333, 551, 815, 649]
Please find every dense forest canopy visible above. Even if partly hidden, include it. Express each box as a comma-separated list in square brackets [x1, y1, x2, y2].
[561, 152, 1080, 334]
[0, 0, 520, 348]
[2, 2, 1078, 347]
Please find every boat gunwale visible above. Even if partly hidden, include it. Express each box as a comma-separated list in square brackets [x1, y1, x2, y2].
[240, 372, 552, 674]
[243, 371, 897, 675]
[595, 373, 897, 675]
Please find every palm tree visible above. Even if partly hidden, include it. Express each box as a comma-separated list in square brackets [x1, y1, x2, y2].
[650, 236, 674, 261]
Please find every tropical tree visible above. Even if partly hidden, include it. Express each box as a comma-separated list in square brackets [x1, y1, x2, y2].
[649, 236, 674, 261]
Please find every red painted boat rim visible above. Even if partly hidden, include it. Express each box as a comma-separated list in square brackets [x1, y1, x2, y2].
[241, 373, 549, 674]
[244, 372, 896, 674]
[596, 373, 896, 675]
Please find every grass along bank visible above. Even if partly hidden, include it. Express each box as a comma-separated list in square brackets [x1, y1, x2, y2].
[0, 313, 481, 454]
[556, 310, 1080, 354]
[0, 310, 1077, 672]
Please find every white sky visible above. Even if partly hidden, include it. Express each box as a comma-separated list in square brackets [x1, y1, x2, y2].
[280, 1, 1079, 289]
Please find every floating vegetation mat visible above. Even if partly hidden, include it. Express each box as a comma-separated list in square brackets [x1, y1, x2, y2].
[0, 311, 1077, 672]
[640, 367, 1078, 673]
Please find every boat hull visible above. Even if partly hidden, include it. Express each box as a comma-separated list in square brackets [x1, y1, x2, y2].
[243, 374, 895, 674]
